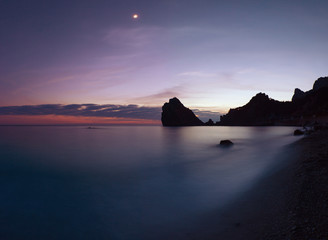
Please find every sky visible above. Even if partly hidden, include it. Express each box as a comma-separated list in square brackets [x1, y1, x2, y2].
[0, 0, 327, 124]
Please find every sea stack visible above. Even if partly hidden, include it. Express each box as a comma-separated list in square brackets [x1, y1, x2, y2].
[161, 97, 204, 126]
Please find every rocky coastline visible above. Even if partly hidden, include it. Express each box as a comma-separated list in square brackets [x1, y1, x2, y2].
[161, 76, 328, 127]
[175, 127, 328, 240]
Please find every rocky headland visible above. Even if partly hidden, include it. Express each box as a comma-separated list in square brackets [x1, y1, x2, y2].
[161, 76, 328, 126]
[161, 97, 204, 126]
[220, 76, 328, 126]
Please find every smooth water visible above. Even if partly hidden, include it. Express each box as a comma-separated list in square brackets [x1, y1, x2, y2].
[0, 126, 299, 239]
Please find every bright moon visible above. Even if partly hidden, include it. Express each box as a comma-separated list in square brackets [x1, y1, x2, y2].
[132, 14, 139, 19]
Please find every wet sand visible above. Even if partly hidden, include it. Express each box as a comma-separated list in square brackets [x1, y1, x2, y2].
[179, 129, 328, 240]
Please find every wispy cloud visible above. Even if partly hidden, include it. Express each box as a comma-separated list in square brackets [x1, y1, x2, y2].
[178, 71, 217, 78]
[0, 102, 222, 122]
[103, 26, 168, 52]
[0, 104, 161, 120]
[131, 86, 185, 105]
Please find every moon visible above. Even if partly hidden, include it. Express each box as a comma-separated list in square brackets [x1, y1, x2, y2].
[132, 14, 139, 19]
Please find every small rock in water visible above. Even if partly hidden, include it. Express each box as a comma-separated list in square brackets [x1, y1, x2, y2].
[294, 129, 304, 136]
[220, 140, 233, 147]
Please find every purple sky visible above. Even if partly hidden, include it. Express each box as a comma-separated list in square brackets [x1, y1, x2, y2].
[0, 0, 327, 122]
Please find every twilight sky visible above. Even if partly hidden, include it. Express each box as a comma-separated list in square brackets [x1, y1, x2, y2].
[0, 0, 327, 124]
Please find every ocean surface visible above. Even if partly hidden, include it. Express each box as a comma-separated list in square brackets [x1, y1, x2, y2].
[0, 126, 300, 239]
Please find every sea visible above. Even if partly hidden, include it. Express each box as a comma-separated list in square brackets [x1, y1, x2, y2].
[0, 126, 300, 239]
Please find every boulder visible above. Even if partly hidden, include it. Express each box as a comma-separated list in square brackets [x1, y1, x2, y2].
[220, 140, 233, 146]
[294, 129, 304, 136]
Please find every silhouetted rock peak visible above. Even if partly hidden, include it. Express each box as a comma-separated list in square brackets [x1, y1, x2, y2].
[249, 93, 270, 103]
[161, 97, 204, 126]
[313, 77, 328, 91]
[219, 92, 292, 126]
[254, 92, 269, 99]
[168, 97, 182, 105]
[161, 76, 328, 127]
[205, 119, 215, 126]
[219, 76, 328, 126]
[292, 77, 328, 102]
[292, 88, 306, 102]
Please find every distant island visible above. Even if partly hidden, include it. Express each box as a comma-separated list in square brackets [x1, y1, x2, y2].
[161, 76, 328, 126]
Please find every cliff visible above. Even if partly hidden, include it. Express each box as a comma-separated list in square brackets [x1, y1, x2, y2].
[220, 77, 328, 126]
[291, 77, 328, 102]
[161, 97, 204, 126]
[219, 93, 294, 126]
[161, 77, 328, 127]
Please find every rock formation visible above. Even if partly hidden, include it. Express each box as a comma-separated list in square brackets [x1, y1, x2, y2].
[219, 93, 294, 126]
[161, 76, 328, 127]
[313, 76, 328, 91]
[292, 76, 328, 102]
[205, 119, 215, 126]
[292, 88, 307, 102]
[161, 97, 204, 126]
[219, 77, 328, 126]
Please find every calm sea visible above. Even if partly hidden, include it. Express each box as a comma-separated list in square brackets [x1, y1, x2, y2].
[0, 126, 299, 239]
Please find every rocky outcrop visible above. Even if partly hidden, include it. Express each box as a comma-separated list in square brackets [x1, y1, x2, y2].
[220, 77, 328, 126]
[161, 97, 204, 126]
[161, 77, 328, 127]
[292, 88, 307, 102]
[205, 119, 215, 126]
[292, 76, 328, 102]
[313, 77, 328, 91]
[219, 93, 294, 126]
[294, 129, 304, 136]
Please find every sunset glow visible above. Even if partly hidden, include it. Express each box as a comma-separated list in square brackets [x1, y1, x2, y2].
[0, 1, 327, 125]
[0, 115, 160, 125]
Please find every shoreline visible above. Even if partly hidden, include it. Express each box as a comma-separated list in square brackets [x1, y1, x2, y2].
[225, 128, 328, 239]
[287, 129, 328, 239]
[174, 128, 328, 239]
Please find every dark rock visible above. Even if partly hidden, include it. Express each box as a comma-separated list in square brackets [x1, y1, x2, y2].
[291, 77, 328, 102]
[294, 129, 304, 136]
[220, 140, 233, 146]
[218, 77, 328, 126]
[313, 76, 328, 91]
[292, 88, 306, 102]
[161, 76, 328, 127]
[161, 97, 204, 126]
[205, 119, 215, 126]
[219, 92, 294, 126]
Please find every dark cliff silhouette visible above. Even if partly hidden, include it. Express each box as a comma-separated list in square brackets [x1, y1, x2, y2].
[161, 97, 204, 126]
[161, 77, 328, 126]
[219, 93, 294, 126]
[292, 77, 328, 102]
[220, 77, 328, 126]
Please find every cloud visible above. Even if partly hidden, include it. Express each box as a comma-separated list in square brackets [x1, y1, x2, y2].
[178, 71, 217, 78]
[131, 86, 185, 105]
[104, 26, 167, 51]
[0, 104, 161, 120]
[0, 103, 222, 122]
